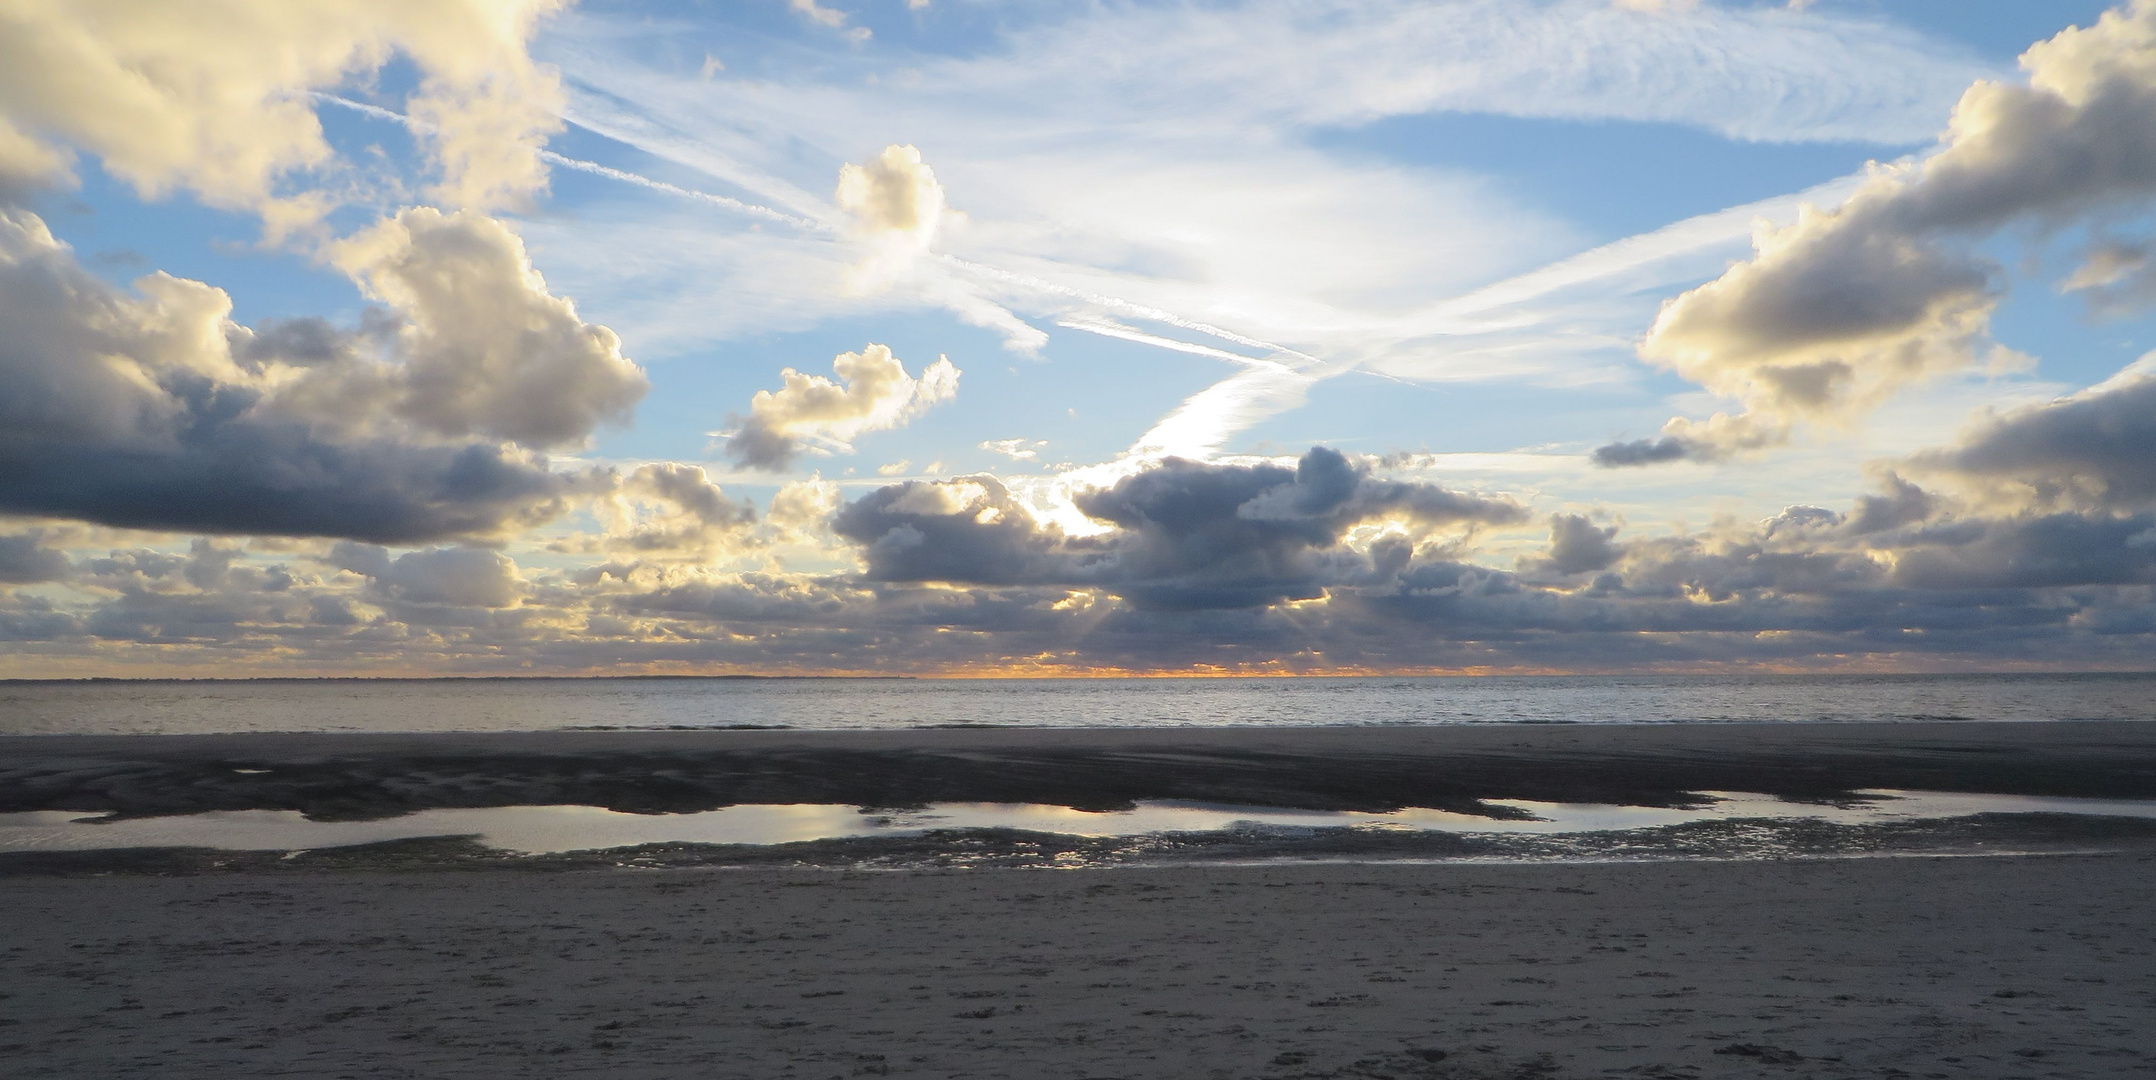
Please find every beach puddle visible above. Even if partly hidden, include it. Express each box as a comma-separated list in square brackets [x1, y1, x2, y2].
[4, 790, 2155, 857]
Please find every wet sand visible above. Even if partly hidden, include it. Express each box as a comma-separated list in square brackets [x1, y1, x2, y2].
[3, 853, 2152, 1079]
[7, 720, 2156, 820]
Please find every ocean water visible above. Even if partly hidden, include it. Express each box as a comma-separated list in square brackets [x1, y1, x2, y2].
[8, 791, 2156, 857]
[0, 672, 2152, 736]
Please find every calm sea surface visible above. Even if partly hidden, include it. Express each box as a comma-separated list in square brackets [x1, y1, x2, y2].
[1, 673, 2151, 736]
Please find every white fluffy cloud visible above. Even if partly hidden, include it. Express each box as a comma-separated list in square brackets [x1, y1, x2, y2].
[727, 344, 961, 471]
[0, 0, 567, 222]
[836, 144, 949, 288]
[838, 145, 946, 240]
[766, 477, 844, 538]
[1605, 0, 2156, 466]
[324, 207, 649, 450]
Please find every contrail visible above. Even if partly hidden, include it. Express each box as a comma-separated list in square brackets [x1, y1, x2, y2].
[313, 93, 1306, 366]
[1405, 168, 1878, 332]
[537, 153, 825, 230]
[311, 93, 824, 231]
[1055, 319, 1269, 366]
[940, 255, 1316, 363]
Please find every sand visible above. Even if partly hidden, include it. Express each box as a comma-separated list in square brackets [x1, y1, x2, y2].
[9, 720, 2156, 820]
[4, 853, 2153, 1080]
[6, 723, 2154, 1076]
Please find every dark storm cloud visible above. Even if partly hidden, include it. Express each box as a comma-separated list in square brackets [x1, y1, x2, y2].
[834, 448, 1527, 610]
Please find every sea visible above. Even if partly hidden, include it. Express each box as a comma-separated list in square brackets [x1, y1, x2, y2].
[3, 671, 2154, 736]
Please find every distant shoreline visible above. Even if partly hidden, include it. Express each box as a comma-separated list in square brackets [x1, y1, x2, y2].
[0, 674, 920, 684]
[4, 669, 2154, 685]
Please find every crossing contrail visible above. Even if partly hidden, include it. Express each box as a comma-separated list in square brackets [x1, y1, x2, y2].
[314, 92, 1312, 370]
[939, 255, 1315, 362]
[312, 94, 825, 231]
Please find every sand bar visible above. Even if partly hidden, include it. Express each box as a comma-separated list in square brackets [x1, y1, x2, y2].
[5, 720, 2156, 821]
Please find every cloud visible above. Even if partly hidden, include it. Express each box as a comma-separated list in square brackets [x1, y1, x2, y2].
[981, 438, 1046, 462]
[587, 462, 757, 559]
[726, 344, 960, 471]
[0, 207, 598, 543]
[1888, 513, 2156, 591]
[1533, 514, 1625, 575]
[1590, 436, 1694, 468]
[1625, 199, 1999, 458]
[789, 0, 870, 42]
[835, 447, 1528, 609]
[379, 546, 523, 608]
[324, 207, 649, 450]
[835, 144, 945, 287]
[16, 3, 2156, 676]
[1910, 358, 2156, 513]
[1605, 0, 2156, 465]
[0, 0, 569, 223]
[1847, 471, 1937, 534]
[818, 0, 1987, 145]
[14, 457, 2156, 674]
[826, 143, 1053, 352]
[838, 145, 945, 240]
[2060, 238, 2156, 317]
[544, 0, 1973, 452]
[834, 476, 1080, 590]
[334, 542, 524, 607]
[0, 532, 70, 585]
[1591, 412, 1785, 467]
[766, 477, 844, 539]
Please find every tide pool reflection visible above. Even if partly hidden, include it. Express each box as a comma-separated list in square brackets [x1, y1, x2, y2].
[3, 789, 2154, 856]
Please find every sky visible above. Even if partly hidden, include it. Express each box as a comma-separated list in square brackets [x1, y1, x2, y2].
[3, 0, 2156, 676]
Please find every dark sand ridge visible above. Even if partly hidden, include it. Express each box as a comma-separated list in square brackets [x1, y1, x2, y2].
[3, 855, 2152, 1078]
[5, 720, 2155, 821]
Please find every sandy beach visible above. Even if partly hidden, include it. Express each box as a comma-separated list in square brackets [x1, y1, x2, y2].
[5, 722, 2155, 1077]
[2, 853, 2150, 1079]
